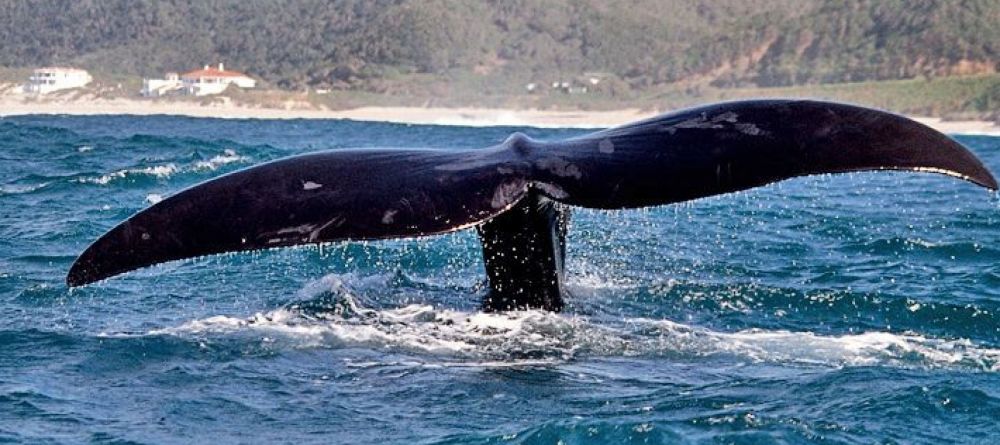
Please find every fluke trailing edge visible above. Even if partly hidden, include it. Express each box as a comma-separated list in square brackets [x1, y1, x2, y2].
[67, 100, 998, 311]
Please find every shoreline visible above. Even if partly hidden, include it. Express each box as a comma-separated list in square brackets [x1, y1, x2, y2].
[1, 96, 998, 135]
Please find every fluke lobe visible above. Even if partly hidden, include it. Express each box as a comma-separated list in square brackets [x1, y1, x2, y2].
[67, 100, 998, 311]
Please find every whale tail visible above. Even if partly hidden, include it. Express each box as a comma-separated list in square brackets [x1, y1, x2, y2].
[67, 100, 997, 311]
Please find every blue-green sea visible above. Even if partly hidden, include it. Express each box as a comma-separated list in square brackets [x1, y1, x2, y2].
[1, 115, 998, 444]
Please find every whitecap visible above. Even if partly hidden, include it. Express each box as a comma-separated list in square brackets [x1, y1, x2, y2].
[77, 163, 179, 185]
[628, 318, 1000, 370]
[193, 149, 249, 171]
[0, 182, 49, 194]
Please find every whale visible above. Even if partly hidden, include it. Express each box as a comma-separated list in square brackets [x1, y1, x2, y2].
[66, 100, 997, 311]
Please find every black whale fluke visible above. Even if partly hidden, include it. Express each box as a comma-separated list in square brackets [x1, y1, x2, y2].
[67, 100, 997, 311]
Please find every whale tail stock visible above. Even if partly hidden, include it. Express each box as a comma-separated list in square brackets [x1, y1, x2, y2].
[66, 100, 997, 311]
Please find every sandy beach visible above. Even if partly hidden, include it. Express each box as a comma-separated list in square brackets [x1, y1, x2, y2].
[1, 92, 998, 135]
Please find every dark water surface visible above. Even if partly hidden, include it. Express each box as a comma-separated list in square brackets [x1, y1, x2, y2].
[1, 115, 998, 444]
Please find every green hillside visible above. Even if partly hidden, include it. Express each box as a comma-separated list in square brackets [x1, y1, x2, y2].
[1, 0, 997, 117]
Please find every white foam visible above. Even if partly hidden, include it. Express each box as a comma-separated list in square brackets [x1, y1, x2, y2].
[144, 274, 1000, 371]
[193, 149, 249, 171]
[629, 318, 1000, 370]
[78, 163, 179, 185]
[151, 304, 586, 359]
[0, 182, 48, 194]
[77, 149, 249, 185]
[145, 193, 164, 204]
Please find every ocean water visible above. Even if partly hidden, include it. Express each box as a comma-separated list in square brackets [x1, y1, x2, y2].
[1, 114, 999, 444]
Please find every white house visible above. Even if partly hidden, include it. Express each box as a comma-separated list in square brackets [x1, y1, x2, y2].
[141, 72, 183, 97]
[180, 63, 256, 96]
[24, 67, 92, 94]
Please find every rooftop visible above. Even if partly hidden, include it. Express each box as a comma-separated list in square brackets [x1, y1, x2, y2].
[181, 63, 249, 79]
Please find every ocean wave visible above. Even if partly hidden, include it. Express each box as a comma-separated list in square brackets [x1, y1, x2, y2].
[0, 182, 50, 195]
[632, 319, 1000, 370]
[76, 164, 179, 185]
[192, 148, 250, 171]
[141, 274, 1000, 371]
[846, 236, 997, 258]
[74, 149, 251, 185]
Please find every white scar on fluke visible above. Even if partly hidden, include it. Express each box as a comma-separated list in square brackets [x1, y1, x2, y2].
[665, 111, 767, 136]
[382, 209, 398, 224]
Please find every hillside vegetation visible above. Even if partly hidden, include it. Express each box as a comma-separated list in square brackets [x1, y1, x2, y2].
[0, 0, 997, 117]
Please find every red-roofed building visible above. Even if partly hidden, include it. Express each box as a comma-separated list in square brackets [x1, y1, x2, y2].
[179, 63, 256, 96]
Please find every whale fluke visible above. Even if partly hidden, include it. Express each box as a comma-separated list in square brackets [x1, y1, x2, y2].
[544, 99, 996, 209]
[68, 100, 997, 312]
[66, 147, 535, 287]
